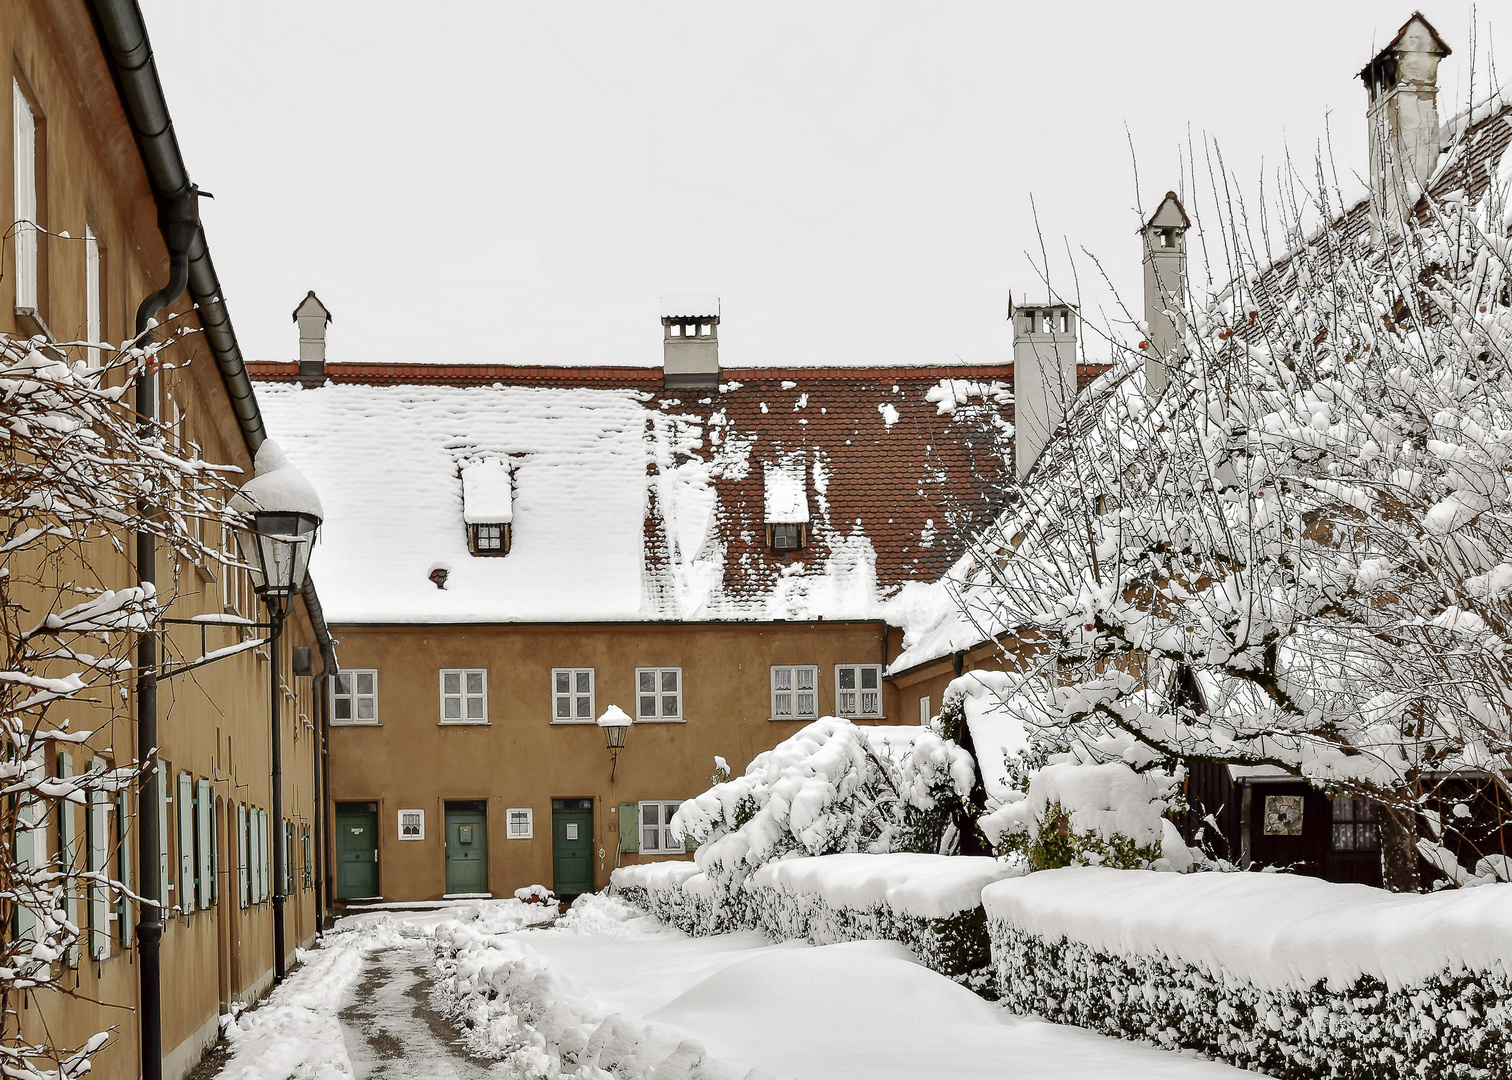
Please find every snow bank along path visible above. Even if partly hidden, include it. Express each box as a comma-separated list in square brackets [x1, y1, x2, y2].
[440, 892, 1256, 1079]
[982, 866, 1512, 992]
[749, 853, 1016, 919]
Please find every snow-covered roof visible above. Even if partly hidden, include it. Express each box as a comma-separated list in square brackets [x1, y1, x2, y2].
[660, 294, 721, 319]
[250, 365, 1024, 625]
[460, 459, 512, 524]
[762, 461, 809, 523]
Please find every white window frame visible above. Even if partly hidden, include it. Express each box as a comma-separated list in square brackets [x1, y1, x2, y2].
[13, 80, 38, 311]
[196, 779, 213, 909]
[236, 804, 248, 909]
[634, 667, 683, 722]
[177, 771, 194, 916]
[920, 696, 932, 725]
[56, 753, 79, 966]
[88, 761, 109, 959]
[638, 801, 685, 854]
[332, 669, 379, 725]
[220, 523, 244, 615]
[770, 665, 819, 720]
[506, 807, 534, 839]
[439, 668, 489, 724]
[84, 224, 102, 369]
[834, 664, 885, 719]
[397, 808, 425, 841]
[551, 667, 595, 723]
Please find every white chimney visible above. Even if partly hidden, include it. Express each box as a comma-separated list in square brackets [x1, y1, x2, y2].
[293, 290, 332, 387]
[660, 294, 720, 390]
[1011, 299, 1078, 481]
[1140, 191, 1189, 398]
[1361, 14, 1450, 243]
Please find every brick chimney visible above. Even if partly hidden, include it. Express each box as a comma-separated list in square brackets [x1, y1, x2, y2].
[1360, 13, 1451, 242]
[660, 295, 720, 390]
[1140, 191, 1190, 398]
[1011, 299, 1078, 481]
[292, 290, 331, 387]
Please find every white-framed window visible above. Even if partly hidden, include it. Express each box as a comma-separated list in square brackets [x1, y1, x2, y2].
[220, 523, 244, 614]
[552, 668, 595, 722]
[835, 664, 884, 718]
[440, 668, 488, 723]
[771, 665, 818, 719]
[398, 809, 425, 840]
[920, 696, 932, 725]
[639, 801, 685, 853]
[507, 807, 534, 839]
[13, 79, 38, 311]
[635, 667, 682, 721]
[333, 669, 379, 724]
[84, 224, 102, 369]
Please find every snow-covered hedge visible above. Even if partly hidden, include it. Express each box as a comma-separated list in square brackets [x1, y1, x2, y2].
[985, 867, 1512, 1079]
[749, 854, 1018, 977]
[613, 853, 1018, 980]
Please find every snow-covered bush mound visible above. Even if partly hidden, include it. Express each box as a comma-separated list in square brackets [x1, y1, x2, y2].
[671, 717, 976, 924]
[750, 853, 1019, 978]
[983, 761, 1193, 872]
[985, 867, 1512, 1078]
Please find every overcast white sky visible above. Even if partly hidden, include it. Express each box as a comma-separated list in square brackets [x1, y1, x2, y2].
[139, 2, 1499, 368]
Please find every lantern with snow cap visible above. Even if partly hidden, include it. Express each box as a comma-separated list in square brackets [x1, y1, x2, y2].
[597, 704, 633, 779]
[231, 440, 324, 610]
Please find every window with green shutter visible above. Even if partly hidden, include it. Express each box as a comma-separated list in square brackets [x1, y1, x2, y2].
[618, 803, 638, 853]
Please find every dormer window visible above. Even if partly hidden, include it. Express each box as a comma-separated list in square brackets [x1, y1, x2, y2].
[763, 461, 810, 553]
[469, 522, 510, 556]
[461, 459, 513, 558]
[770, 522, 805, 551]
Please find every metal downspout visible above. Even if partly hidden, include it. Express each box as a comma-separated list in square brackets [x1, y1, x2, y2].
[83, 4, 334, 1077]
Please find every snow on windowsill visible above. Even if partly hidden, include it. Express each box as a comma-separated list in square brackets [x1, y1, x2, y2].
[633, 717, 687, 724]
[331, 720, 382, 728]
[441, 893, 494, 900]
[437, 720, 491, 727]
[549, 718, 597, 725]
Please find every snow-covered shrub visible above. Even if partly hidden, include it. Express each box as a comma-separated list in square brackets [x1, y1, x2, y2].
[671, 717, 976, 925]
[985, 867, 1512, 1079]
[984, 761, 1192, 872]
[748, 854, 1018, 978]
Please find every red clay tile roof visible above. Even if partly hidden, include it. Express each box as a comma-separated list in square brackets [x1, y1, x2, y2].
[249, 361, 1108, 616]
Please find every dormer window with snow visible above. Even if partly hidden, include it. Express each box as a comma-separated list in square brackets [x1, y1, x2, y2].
[763, 462, 809, 553]
[461, 460, 512, 557]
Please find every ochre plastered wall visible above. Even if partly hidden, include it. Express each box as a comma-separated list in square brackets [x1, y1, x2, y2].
[5, 2, 323, 1077]
[325, 620, 897, 898]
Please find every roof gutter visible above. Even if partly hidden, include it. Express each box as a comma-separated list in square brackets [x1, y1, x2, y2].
[87, 0, 337, 667]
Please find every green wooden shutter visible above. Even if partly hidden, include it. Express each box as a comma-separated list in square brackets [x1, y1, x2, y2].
[618, 803, 638, 853]
[236, 805, 248, 908]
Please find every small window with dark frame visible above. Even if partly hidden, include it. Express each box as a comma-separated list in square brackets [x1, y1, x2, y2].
[1331, 797, 1380, 851]
[770, 523, 803, 551]
[469, 522, 510, 556]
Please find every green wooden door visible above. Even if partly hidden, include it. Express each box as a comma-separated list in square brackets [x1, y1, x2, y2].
[444, 807, 489, 895]
[335, 805, 378, 899]
[552, 799, 594, 896]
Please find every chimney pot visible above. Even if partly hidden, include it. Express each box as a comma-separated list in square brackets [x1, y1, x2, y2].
[1140, 191, 1190, 397]
[1010, 297, 1078, 481]
[660, 294, 720, 389]
[1361, 14, 1451, 242]
[292, 290, 332, 387]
